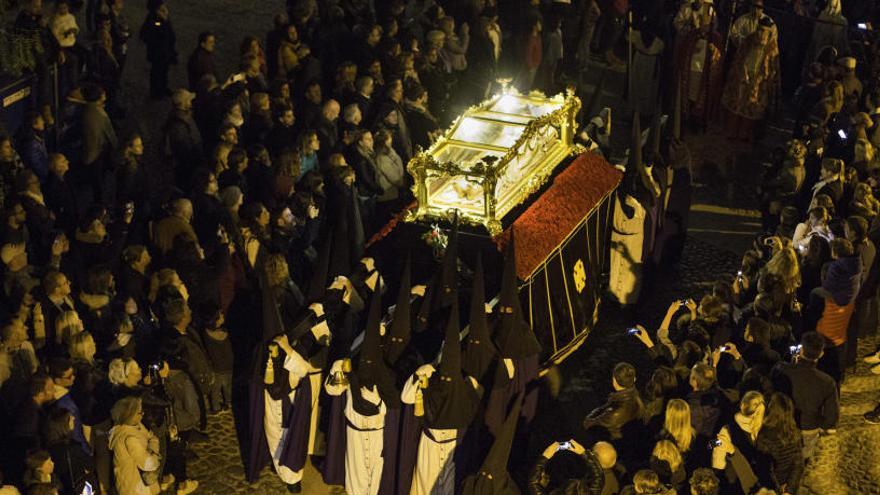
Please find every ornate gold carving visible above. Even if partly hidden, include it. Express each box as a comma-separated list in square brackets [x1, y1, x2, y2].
[406, 88, 582, 234]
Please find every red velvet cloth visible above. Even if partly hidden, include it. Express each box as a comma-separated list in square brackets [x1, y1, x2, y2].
[495, 153, 622, 279]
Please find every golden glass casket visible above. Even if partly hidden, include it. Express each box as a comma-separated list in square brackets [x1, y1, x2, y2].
[406, 88, 582, 234]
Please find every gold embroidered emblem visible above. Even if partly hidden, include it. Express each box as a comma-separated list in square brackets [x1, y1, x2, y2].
[573, 259, 587, 293]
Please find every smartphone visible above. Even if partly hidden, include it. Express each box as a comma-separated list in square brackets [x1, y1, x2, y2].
[720, 345, 730, 352]
[858, 22, 868, 30]
[838, 129, 848, 140]
[627, 327, 640, 336]
[559, 441, 572, 451]
[713, 439, 723, 447]
[789, 344, 802, 354]
[680, 299, 689, 306]
[82, 481, 94, 495]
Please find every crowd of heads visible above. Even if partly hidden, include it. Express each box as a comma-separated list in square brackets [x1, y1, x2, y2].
[2, 0, 880, 494]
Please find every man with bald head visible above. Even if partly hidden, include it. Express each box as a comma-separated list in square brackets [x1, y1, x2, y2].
[152, 198, 200, 256]
[593, 441, 625, 495]
[315, 99, 341, 159]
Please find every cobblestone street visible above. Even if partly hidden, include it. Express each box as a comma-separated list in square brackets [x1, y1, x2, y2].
[108, 1, 880, 493]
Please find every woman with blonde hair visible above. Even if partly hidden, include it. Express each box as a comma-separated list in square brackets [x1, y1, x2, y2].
[108, 396, 189, 494]
[55, 310, 84, 348]
[763, 246, 801, 298]
[108, 358, 143, 389]
[661, 399, 696, 454]
[850, 182, 879, 220]
[650, 440, 686, 490]
[712, 391, 765, 494]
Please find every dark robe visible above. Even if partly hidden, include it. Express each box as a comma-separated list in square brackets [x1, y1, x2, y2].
[484, 354, 540, 470]
[244, 344, 308, 482]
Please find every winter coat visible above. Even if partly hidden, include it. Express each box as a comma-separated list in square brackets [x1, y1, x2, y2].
[82, 102, 118, 166]
[582, 387, 645, 439]
[107, 423, 161, 495]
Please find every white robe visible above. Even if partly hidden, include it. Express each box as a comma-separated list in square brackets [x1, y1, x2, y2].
[264, 350, 308, 485]
[326, 377, 386, 495]
[401, 373, 457, 495]
[609, 193, 647, 305]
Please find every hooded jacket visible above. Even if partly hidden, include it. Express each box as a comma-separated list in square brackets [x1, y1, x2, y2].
[108, 423, 161, 495]
[822, 255, 862, 306]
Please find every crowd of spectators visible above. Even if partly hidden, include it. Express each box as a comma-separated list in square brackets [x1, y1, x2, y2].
[0, 0, 879, 495]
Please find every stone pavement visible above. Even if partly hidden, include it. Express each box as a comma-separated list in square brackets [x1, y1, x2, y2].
[187, 408, 338, 494]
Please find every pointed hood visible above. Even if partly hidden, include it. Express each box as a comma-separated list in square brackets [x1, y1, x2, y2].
[358, 289, 384, 378]
[438, 298, 462, 379]
[328, 211, 352, 278]
[351, 289, 399, 413]
[494, 234, 541, 359]
[306, 237, 332, 301]
[385, 255, 413, 365]
[497, 234, 523, 319]
[439, 214, 460, 308]
[414, 276, 435, 334]
[424, 297, 479, 429]
[460, 394, 524, 495]
[462, 253, 497, 383]
[628, 110, 643, 172]
[347, 187, 366, 263]
[650, 109, 663, 158]
[673, 78, 682, 141]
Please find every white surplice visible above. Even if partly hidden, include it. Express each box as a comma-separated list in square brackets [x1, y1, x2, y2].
[400, 371, 457, 495]
[325, 365, 386, 495]
[264, 349, 308, 484]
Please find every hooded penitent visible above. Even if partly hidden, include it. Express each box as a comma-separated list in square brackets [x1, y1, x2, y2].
[673, 78, 682, 141]
[494, 235, 541, 359]
[462, 252, 497, 384]
[460, 394, 524, 495]
[438, 214, 460, 309]
[349, 289, 398, 414]
[385, 254, 412, 365]
[424, 298, 479, 430]
[328, 206, 352, 279]
[305, 236, 332, 302]
[648, 108, 664, 166]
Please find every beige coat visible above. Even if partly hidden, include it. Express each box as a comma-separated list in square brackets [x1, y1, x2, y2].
[108, 423, 161, 495]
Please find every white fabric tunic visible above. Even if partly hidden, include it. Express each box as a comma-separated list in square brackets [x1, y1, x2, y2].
[401, 371, 458, 495]
[325, 366, 386, 495]
[609, 193, 647, 305]
[264, 350, 308, 485]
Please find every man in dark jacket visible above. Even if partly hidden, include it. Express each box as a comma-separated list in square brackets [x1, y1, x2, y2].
[264, 102, 297, 158]
[187, 31, 217, 90]
[43, 153, 79, 233]
[139, 0, 177, 99]
[1, 374, 55, 484]
[158, 298, 215, 422]
[163, 89, 204, 188]
[687, 362, 727, 438]
[80, 84, 117, 201]
[772, 332, 839, 460]
[315, 99, 341, 159]
[529, 440, 605, 494]
[582, 362, 645, 440]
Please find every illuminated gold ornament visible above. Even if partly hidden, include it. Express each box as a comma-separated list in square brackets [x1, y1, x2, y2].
[573, 259, 587, 293]
[406, 86, 584, 235]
